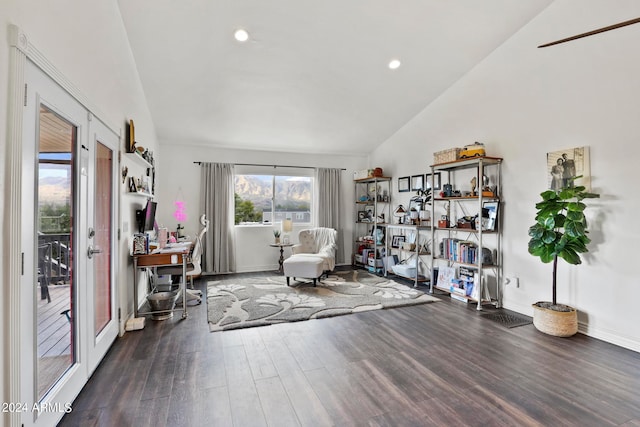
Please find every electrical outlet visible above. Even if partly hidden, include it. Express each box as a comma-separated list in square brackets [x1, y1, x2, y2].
[505, 276, 520, 288]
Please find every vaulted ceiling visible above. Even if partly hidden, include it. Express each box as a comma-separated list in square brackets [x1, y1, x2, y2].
[117, 0, 553, 156]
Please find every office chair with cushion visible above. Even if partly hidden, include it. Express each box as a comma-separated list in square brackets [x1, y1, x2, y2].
[157, 214, 208, 305]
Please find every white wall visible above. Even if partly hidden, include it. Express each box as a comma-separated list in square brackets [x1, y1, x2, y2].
[1, 0, 158, 413]
[371, 0, 640, 351]
[156, 143, 367, 272]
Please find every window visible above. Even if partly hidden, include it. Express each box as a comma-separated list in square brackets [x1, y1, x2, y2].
[234, 167, 313, 225]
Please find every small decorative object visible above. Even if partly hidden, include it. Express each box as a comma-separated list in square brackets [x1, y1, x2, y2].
[373, 167, 383, 177]
[459, 141, 486, 159]
[470, 176, 477, 196]
[128, 177, 137, 193]
[374, 227, 384, 245]
[176, 223, 184, 239]
[482, 201, 499, 231]
[528, 177, 600, 337]
[438, 215, 449, 228]
[391, 235, 406, 248]
[443, 183, 453, 197]
[273, 229, 281, 244]
[174, 200, 187, 222]
[121, 166, 128, 184]
[132, 233, 148, 255]
[393, 205, 406, 224]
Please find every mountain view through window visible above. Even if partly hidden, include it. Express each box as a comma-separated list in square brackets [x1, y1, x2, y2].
[235, 174, 312, 225]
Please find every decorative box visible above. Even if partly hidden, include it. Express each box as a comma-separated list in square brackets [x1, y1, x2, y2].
[368, 258, 383, 268]
[392, 264, 417, 278]
[433, 148, 461, 164]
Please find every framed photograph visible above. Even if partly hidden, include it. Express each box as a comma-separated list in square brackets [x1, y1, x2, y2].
[425, 172, 441, 190]
[546, 146, 590, 191]
[411, 174, 424, 191]
[482, 201, 499, 231]
[127, 119, 136, 153]
[391, 235, 406, 248]
[357, 211, 366, 222]
[398, 176, 410, 192]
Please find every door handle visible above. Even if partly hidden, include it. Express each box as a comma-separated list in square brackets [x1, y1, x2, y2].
[87, 246, 103, 259]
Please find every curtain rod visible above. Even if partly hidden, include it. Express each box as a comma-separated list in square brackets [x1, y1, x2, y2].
[193, 161, 345, 171]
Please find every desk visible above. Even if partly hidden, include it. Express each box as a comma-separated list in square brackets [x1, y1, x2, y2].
[269, 243, 293, 273]
[133, 243, 192, 319]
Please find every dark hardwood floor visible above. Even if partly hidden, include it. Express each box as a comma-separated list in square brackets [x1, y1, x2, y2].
[59, 271, 640, 426]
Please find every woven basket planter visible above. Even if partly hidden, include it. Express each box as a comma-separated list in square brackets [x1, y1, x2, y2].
[532, 302, 578, 337]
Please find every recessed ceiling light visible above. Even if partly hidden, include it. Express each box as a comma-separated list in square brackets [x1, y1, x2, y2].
[234, 29, 249, 42]
[388, 59, 401, 70]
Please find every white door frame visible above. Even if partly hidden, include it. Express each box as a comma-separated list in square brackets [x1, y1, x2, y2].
[5, 25, 121, 427]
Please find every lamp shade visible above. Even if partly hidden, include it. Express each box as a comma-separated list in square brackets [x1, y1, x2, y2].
[282, 219, 293, 233]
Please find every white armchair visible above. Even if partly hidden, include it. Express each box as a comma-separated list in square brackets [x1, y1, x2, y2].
[284, 227, 338, 286]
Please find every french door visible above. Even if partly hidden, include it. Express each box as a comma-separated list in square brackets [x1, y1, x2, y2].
[20, 60, 119, 426]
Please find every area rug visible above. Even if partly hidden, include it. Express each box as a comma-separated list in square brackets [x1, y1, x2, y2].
[207, 269, 440, 332]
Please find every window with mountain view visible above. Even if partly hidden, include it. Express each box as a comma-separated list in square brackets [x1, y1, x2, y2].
[235, 173, 313, 225]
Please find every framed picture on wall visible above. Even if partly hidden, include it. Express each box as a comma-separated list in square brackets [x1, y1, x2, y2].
[398, 176, 410, 192]
[425, 172, 441, 190]
[411, 175, 424, 191]
[546, 146, 590, 191]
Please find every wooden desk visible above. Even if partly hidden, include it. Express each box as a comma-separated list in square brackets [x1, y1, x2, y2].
[133, 243, 191, 319]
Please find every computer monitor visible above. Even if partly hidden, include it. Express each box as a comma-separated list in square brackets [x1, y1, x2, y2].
[136, 200, 157, 233]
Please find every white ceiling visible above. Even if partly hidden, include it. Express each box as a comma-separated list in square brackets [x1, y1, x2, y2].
[117, 0, 553, 156]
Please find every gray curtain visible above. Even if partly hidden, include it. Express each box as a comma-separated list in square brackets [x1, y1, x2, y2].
[316, 168, 343, 264]
[200, 163, 235, 273]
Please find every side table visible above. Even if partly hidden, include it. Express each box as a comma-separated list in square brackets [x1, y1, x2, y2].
[269, 243, 293, 273]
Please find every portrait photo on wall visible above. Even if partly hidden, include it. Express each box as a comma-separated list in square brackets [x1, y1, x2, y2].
[546, 146, 590, 191]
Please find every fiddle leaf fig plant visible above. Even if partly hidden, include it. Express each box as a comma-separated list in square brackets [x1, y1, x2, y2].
[527, 177, 599, 307]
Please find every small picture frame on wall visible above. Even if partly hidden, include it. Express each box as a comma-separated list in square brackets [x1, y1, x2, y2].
[398, 176, 410, 192]
[127, 119, 136, 153]
[411, 175, 424, 191]
[425, 172, 441, 190]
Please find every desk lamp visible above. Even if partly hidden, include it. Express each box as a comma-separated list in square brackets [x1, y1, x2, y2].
[393, 205, 406, 224]
[282, 218, 293, 244]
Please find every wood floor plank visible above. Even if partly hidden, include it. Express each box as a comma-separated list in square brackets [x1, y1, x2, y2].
[224, 343, 268, 426]
[59, 273, 640, 426]
[255, 376, 301, 427]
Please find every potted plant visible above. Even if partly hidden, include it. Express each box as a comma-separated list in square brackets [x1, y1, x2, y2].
[527, 178, 599, 337]
[273, 229, 281, 244]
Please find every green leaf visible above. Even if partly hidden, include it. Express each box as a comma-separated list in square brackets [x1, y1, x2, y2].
[541, 190, 558, 201]
[542, 230, 557, 244]
[565, 221, 585, 238]
[566, 210, 584, 221]
[567, 202, 586, 212]
[559, 248, 582, 265]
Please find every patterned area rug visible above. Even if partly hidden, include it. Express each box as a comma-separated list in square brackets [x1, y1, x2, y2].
[207, 269, 440, 332]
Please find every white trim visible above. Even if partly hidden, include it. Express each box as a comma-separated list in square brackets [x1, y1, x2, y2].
[6, 24, 27, 427]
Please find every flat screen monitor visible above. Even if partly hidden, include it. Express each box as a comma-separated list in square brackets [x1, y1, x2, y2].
[136, 200, 157, 233]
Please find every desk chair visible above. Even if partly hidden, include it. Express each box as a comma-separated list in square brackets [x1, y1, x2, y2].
[157, 214, 208, 305]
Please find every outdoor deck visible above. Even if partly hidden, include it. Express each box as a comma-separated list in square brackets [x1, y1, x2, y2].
[37, 282, 72, 398]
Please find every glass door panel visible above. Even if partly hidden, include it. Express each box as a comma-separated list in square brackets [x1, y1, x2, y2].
[36, 105, 76, 401]
[94, 142, 112, 334]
